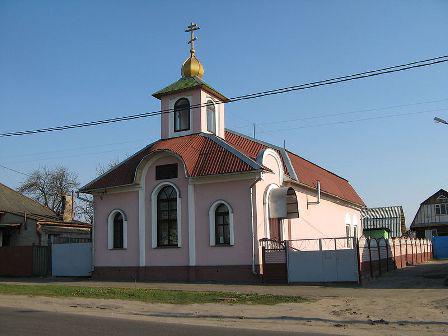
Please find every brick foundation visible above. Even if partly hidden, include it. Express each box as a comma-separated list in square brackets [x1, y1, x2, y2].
[93, 265, 261, 283]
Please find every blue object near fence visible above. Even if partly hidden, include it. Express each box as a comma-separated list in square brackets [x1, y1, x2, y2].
[432, 236, 448, 259]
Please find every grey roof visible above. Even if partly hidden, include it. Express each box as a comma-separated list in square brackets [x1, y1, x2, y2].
[410, 221, 448, 229]
[0, 182, 59, 220]
[361, 206, 404, 219]
[361, 206, 406, 238]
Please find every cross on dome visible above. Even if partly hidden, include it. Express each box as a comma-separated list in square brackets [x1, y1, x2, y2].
[185, 22, 200, 55]
[181, 22, 204, 78]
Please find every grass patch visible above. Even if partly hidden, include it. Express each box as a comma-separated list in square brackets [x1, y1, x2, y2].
[0, 284, 306, 305]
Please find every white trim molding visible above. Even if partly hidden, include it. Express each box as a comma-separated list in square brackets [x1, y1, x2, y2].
[151, 181, 182, 248]
[209, 200, 234, 246]
[263, 183, 279, 239]
[107, 209, 128, 250]
[137, 151, 187, 266]
[257, 148, 284, 185]
[188, 183, 196, 265]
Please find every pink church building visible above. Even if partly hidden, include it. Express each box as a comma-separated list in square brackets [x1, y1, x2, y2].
[80, 24, 365, 282]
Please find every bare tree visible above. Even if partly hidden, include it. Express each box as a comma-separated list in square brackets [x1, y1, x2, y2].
[18, 166, 79, 216]
[75, 194, 94, 224]
[96, 157, 121, 176]
[76, 159, 122, 224]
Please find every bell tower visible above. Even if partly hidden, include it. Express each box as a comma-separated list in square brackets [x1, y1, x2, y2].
[152, 23, 229, 140]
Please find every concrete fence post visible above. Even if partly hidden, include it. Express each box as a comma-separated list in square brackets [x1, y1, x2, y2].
[377, 238, 381, 276]
[385, 239, 390, 272]
[368, 238, 373, 278]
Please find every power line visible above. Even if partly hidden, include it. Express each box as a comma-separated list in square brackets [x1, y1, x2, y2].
[0, 164, 31, 177]
[7, 105, 447, 164]
[254, 97, 448, 127]
[257, 107, 448, 134]
[1, 55, 447, 138]
[5, 137, 149, 160]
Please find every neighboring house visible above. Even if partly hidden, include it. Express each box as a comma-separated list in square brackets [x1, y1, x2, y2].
[411, 189, 448, 239]
[0, 182, 91, 246]
[80, 31, 365, 282]
[361, 206, 406, 238]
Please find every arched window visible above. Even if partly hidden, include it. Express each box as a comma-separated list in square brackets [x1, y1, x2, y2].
[157, 185, 178, 246]
[209, 201, 234, 246]
[107, 210, 127, 250]
[174, 98, 190, 132]
[113, 212, 124, 248]
[206, 100, 216, 134]
[215, 204, 230, 245]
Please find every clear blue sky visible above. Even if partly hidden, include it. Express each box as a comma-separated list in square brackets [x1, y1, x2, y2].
[1, 1, 447, 226]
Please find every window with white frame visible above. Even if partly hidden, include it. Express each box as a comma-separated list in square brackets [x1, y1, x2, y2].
[157, 185, 178, 247]
[345, 224, 351, 246]
[209, 201, 234, 246]
[353, 225, 358, 239]
[435, 203, 447, 215]
[174, 98, 190, 132]
[206, 100, 216, 134]
[151, 182, 182, 248]
[107, 210, 127, 249]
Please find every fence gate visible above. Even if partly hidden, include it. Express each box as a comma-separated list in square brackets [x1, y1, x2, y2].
[52, 243, 92, 277]
[432, 236, 448, 259]
[287, 238, 359, 283]
[32, 245, 51, 276]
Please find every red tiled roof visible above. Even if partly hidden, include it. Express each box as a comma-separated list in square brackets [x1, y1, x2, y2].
[225, 130, 364, 206]
[81, 130, 364, 207]
[225, 131, 289, 174]
[81, 134, 260, 191]
[286, 151, 365, 206]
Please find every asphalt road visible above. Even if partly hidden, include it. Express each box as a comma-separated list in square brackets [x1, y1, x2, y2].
[0, 307, 333, 336]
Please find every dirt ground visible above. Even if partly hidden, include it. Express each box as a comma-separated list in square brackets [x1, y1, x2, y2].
[0, 260, 447, 336]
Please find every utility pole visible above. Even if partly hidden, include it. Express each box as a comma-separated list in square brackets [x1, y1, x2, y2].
[253, 123, 256, 139]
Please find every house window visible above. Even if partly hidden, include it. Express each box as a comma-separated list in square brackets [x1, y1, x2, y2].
[174, 98, 190, 132]
[215, 204, 230, 245]
[157, 185, 178, 247]
[435, 204, 447, 215]
[107, 210, 127, 250]
[353, 226, 358, 239]
[113, 212, 124, 248]
[209, 201, 234, 246]
[206, 100, 216, 134]
[156, 164, 178, 180]
[346, 224, 351, 246]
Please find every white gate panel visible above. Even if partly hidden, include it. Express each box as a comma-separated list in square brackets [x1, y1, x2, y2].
[52, 243, 92, 277]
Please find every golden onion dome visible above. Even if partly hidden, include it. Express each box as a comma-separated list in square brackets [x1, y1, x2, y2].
[181, 52, 204, 78]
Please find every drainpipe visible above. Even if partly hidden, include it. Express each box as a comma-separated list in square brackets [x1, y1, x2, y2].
[250, 177, 262, 275]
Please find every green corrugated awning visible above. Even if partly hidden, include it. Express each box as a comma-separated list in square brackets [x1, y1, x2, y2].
[152, 76, 229, 102]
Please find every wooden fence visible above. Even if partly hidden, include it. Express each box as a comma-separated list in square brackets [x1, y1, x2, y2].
[0, 245, 51, 277]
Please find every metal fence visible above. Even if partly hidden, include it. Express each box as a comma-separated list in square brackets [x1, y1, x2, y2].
[260, 236, 433, 283]
[52, 236, 92, 244]
[286, 237, 359, 283]
[259, 238, 287, 282]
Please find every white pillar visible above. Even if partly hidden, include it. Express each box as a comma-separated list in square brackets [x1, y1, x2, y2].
[188, 183, 196, 266]
[138, 186, 146, 266]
